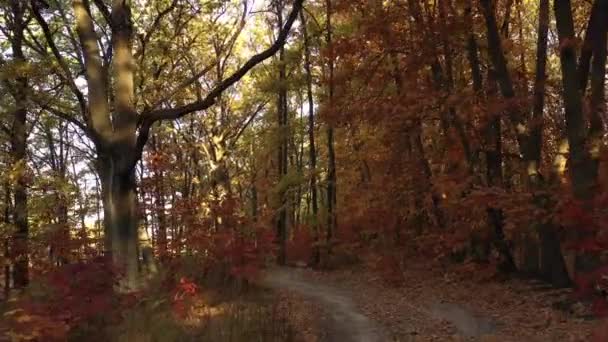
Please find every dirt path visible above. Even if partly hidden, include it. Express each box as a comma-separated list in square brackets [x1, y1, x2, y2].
[261, 267, 387, 342]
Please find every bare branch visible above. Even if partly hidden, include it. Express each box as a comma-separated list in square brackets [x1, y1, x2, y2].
[219, 0, 249, 72]
[91, 0, 111, 25]
[37, 101, 88, 133]
[146, 61, 217, 112]
[134, 0, 179, 59]
[30, 0, 88, 116]
[141, 0, 304, 123]
[229, 100, 267, 145]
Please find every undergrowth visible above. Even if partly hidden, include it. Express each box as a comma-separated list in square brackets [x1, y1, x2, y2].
[1, 257, 298, 342]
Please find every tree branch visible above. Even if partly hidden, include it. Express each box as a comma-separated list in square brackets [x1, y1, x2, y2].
[134, 0, 178, 59]
[0, 123, 10, 136]
[140, 0, 303, 123]
[37, 101, 88, 133]
[146, 61, 217, 112]
[30, 0, 88, 116]
[229, 100, 268, 145]
[91, 0, 111, 26]
[133, 0, 304, 168]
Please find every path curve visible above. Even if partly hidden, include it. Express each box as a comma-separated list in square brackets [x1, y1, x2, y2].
[261, 268, 387, 342]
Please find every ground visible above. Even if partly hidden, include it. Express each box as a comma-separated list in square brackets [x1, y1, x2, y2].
[261, 261, 604, 341]
[263, 267, 386, 341]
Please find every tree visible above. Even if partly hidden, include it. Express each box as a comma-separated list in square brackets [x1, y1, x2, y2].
[300, 9, 320, 265]
[275, 0, 289, 265]
[32, 0, 304, 288]
[325, 0, 336, 257]
[2, 0, 30, 288]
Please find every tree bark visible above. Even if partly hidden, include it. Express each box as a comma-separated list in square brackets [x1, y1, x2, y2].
[97, 152, 140, 289]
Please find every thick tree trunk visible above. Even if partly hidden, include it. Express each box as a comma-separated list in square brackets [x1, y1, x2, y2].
[554, 0, 599, 200]
[539, 223, 571, 287]
[8, 0, 29, 289]
[97, 153, 140, 290]
[11, 109, 28, 289]
[554, 0, 606, 285]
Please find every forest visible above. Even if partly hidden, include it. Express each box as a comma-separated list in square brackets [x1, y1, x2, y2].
[0, 0, 607, 340]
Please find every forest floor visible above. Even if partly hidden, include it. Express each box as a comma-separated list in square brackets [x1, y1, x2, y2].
[262, 260, 605, 341]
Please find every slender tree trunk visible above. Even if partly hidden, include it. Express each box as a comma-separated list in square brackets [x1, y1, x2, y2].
[577, 0, 606, 94]
[301, 10, 320, 265]
[529, 0, 549, 181]
[276, 0, 288, 265]
[325, 0, 338, 257]
[405, 0, 446, 229]
[465, 0, 483, 94]
[3, 182, 10, 298]
[588, 0, 608, 175]
[518, 0, 549, 276]
[44, 123, 70, 265]
[485, 71, 516, 272]
[152, 136, 168, 258]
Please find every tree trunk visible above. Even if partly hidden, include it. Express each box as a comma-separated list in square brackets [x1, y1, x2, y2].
[8, 0, 29, 289]
[519, 0, 549, 276]
[529, 0, 549, 183]
[3, 182, 10, 298]
[97, 153, 140, 290]
[405, 0, 446, 229]
[301, 10, 320, 265]
[486, 70, 516, 272]
[554, 0, 606, 285]
[326, 0, 337, 257]
[481, 0, 571, 285]
[152, 136, 168, 258]
[554, 0, 598, 200]
[276, 0, 288, 265]
[588, 0, 607, 176]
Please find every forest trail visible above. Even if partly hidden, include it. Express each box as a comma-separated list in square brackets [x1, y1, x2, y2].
[260, 266, 598, 341]
[261, 267, 387, 342]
